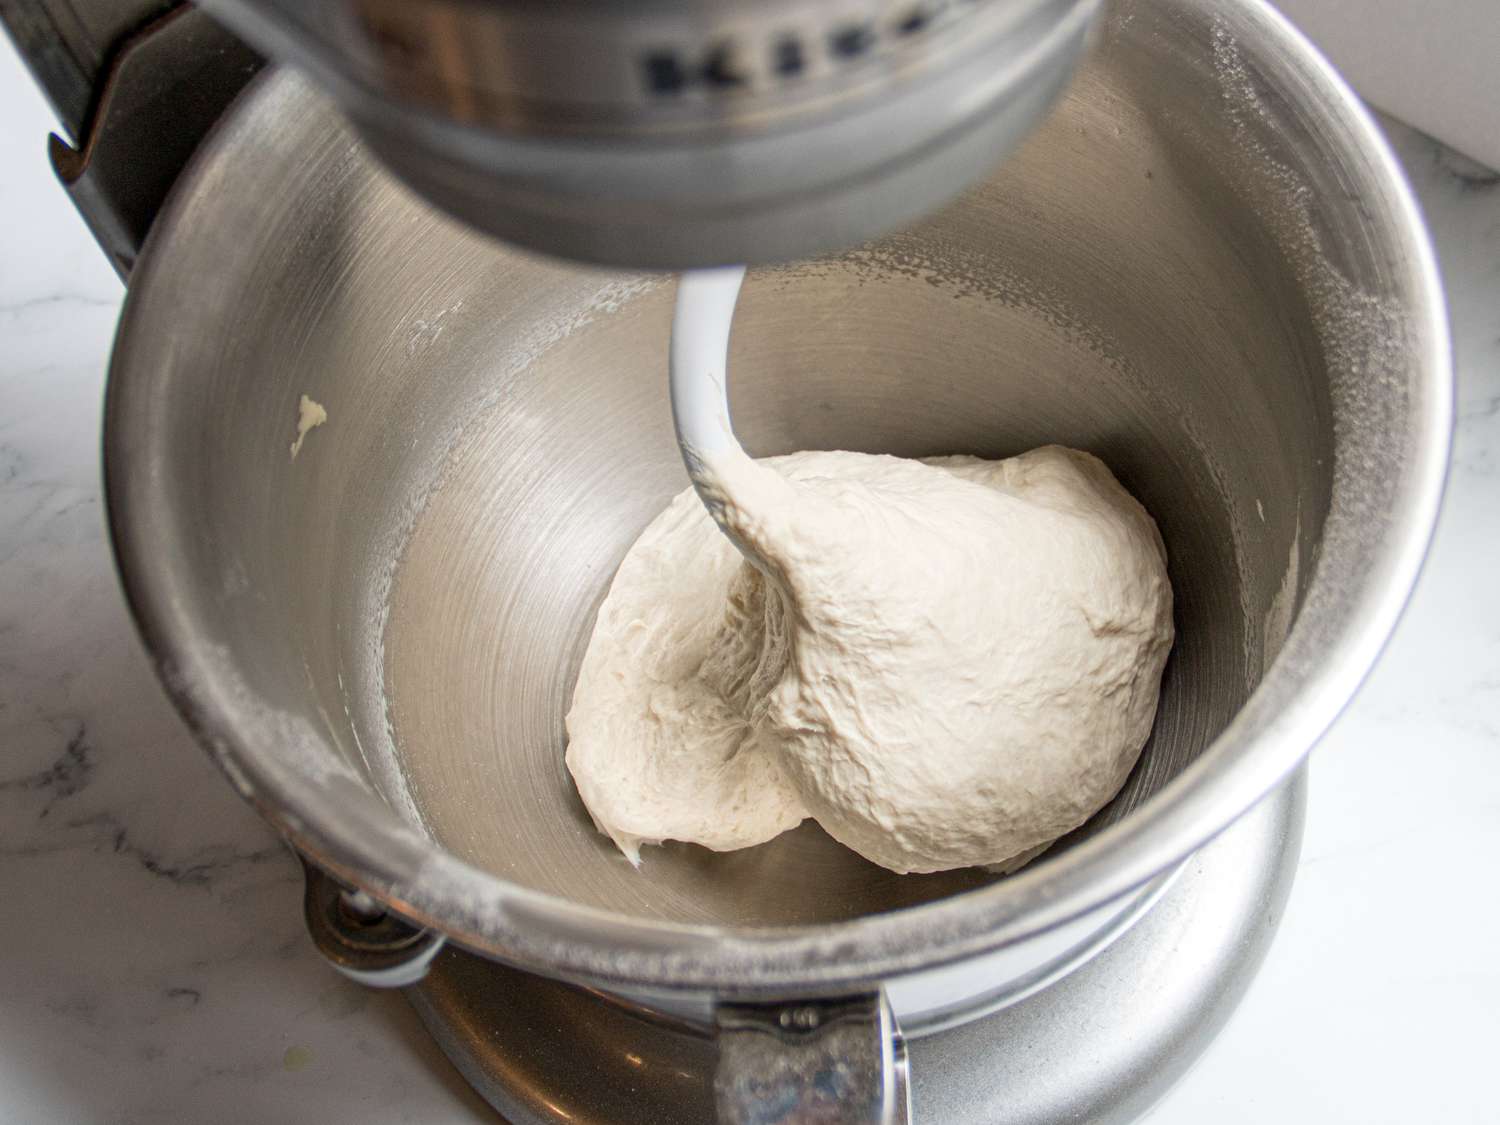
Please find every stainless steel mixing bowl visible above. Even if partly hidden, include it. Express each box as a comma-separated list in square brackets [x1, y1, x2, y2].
[105, 0, 1447, 1022]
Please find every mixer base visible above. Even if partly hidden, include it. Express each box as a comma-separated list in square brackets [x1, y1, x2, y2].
[408, 766, 1305, 1124]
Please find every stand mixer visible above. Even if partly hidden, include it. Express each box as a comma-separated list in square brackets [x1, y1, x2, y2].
[195, 0, 1106, 268]
[3, 1, 1450, 1122]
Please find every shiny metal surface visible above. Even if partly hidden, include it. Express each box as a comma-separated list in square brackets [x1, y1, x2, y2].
[593, 866, 1180, 1031]
[405, 766, 1304, 1124]
[199, 0, 1102, 266]
[301, 859, 448, 989]
[106, 0, 1448, 1000]
[43, 6, 265, 277]
[715, 994, 908, 1125]
[0, 0, 171, 138]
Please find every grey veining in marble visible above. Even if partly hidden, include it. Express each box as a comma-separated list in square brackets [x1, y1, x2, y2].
[1, 35, 1496, 1125]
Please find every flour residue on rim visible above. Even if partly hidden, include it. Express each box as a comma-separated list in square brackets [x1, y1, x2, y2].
[1262, 522, 1301, 678]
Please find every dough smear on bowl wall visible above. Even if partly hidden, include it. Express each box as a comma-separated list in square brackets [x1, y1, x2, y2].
[566, 443, 1175, 874]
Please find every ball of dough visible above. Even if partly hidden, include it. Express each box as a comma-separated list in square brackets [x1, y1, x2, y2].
[565, 445, 1173, 874]
[563, 484, 808, 863]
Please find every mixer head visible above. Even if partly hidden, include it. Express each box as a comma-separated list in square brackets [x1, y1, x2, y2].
[202, 0, 1102, 268]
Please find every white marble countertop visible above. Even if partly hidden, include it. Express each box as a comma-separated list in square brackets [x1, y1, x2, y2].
[2, 34, 1496, 1125]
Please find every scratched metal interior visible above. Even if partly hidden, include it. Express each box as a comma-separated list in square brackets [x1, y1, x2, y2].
[374, 57, 1328, 924]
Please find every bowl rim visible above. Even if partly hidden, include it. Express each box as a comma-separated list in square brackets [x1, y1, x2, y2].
[104, 0, 1451, 995]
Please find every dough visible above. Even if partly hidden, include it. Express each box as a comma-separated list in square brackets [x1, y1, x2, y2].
[565, 445, 1173, 874]
[289, 394, 327, 461]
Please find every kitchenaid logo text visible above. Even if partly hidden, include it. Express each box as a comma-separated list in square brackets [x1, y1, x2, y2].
[640, 0, 985, 95]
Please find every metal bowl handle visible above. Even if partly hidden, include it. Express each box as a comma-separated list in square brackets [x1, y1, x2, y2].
[715, 993, 911, 1124]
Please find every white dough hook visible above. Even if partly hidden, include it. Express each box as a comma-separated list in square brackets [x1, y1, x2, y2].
[669, 266, 765, 565]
